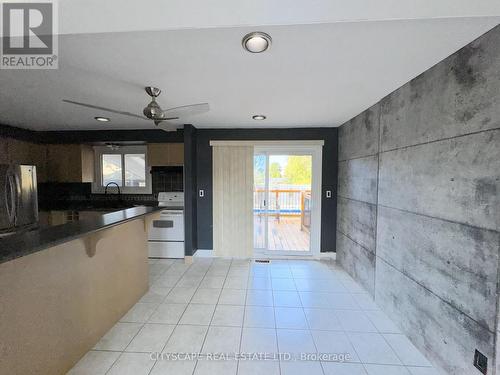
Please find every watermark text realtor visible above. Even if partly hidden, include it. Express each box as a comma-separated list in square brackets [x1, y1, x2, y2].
[1, 0, 58, 69]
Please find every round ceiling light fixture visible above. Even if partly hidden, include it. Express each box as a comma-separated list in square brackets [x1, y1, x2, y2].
[252, 115, 266, 120]
[242, 32, 272, 53]
[95, 116, 110, 122]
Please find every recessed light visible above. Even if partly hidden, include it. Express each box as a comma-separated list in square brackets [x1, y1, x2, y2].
[95, 116, 110, 122]
[252, 115, 266, 120]
[242, 32, 272, 53]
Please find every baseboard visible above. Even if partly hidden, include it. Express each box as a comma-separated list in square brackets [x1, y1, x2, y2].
[194, 249, 214, 257]
[319, 252, 337, 260]
[192, 249, 336, 260]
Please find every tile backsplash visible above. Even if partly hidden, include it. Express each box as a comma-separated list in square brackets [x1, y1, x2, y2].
[38, 166, 183, 209]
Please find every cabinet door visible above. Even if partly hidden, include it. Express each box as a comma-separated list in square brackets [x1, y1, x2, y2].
[2, 138, 48, 182]
[30, 144, 48, 183]
[80, 145, 94, 183]
[7, 138, 32, 164]
[0, 137, 9, 164]
[167, 143, 184, 165]
[47, 144, 82, 182]
[148, 144, 169, 166]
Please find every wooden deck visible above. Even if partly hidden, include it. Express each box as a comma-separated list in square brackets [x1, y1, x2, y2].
[254, 216, 310, 251]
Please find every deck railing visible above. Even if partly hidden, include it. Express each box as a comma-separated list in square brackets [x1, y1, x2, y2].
[253, 189, 310, 216]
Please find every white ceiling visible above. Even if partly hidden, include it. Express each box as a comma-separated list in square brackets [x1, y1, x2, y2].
[0, 2, 499, 130]
[58, 0, 500, 34]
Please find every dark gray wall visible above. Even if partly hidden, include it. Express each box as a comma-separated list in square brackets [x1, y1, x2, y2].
[195, 128, 338, 253]
[184, 125, 198, 257]
[337, 25, 500, 375]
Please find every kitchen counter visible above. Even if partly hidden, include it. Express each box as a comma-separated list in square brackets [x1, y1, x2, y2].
[0, 205, 162, 264]
[0, 205, 158, 375]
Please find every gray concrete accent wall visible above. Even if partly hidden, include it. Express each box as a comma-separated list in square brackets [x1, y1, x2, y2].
[379, 130, 500, 231]
[338, 155, 378, 204]
[336, 231, 376, 295]
[337, 197, 377, 253]
[375, 260, 496, 375]
[337, 103, 380, 296]
[336, 24, 500, 375]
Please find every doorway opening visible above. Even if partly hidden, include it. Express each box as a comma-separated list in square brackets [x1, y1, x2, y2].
[253, 145, 322, 256]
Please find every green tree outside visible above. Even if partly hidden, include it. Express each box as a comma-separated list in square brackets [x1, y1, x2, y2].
[269, 162, 282, 178]
[283, 155, 312, 185]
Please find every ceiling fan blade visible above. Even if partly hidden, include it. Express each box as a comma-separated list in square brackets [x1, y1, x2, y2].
[62, 99, 148, 121]
[155, 122, 180, 132]
[163, 103, 209, 118]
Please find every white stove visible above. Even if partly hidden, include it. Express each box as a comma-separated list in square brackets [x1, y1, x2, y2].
[148, 192, 184, 259]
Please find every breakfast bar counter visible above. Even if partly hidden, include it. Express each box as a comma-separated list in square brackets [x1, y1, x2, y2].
[0, 206, 162, 375]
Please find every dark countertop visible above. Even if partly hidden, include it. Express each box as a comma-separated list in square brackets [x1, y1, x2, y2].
[37, 200, 157, 211]
[0, 206, 162, 265]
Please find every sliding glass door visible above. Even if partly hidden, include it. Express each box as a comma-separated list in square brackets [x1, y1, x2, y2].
[254, 147, 319, 255]
[253, 153, 267, 250]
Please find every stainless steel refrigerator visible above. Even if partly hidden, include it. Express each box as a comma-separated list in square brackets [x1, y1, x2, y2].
[0, 164, 38, 234]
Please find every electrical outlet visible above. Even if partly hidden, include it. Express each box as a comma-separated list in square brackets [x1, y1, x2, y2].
[474, 349, 487, 374]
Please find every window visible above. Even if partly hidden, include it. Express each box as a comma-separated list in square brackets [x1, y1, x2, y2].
[93, 146, 151, 194]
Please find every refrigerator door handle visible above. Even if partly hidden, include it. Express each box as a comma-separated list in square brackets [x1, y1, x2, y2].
[4, 173, 15, 225]
[13, 173, 21, 225]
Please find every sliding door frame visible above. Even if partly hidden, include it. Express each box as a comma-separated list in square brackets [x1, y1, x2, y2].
[254, 144, 323, 257]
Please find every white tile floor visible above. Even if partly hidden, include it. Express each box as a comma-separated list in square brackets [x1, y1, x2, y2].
[68, 258, 440, 375]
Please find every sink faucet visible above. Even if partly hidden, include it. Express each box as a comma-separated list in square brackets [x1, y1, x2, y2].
[104, 182, 122, 196]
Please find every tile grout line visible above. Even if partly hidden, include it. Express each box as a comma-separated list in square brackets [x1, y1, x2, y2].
[235, 262, 251, 375]
[103, 260, 179, 375]
[293, 267, 326, 375]
[191, 258, 233, 375]
[146, 259, 213, 375]
[86, 258, 437, 374]
[146, 259, 199, 375]
[273, 260, 290, 375]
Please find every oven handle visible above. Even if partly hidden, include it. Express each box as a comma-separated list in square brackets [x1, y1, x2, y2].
[153, 220, 174, 228]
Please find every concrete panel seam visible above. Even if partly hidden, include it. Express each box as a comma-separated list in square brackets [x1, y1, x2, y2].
[374, 102, 382, 303]
[338, 152, 379, 163]
[378, 203, 500, 235]
[495, 228, 500, 372]
[379, 126, 500, 155]
[337, 196, 378, 208]
[336, 229, 376, 256]
[376, 255, 495, 334]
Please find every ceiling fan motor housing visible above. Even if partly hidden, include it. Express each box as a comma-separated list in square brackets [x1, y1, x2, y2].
[143, 99, 164, 119]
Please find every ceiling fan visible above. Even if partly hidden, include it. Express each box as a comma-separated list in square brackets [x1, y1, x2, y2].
[63, 86, 209, 131]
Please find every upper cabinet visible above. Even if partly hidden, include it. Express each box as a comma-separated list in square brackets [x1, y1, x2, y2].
[1, 137, 48, 182]
[46, 144, 94, 183]
[1, 138, 183, 183]
[148, 143, 184, 166]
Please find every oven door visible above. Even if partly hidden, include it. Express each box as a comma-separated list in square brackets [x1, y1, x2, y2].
[148, 211, 184, 241]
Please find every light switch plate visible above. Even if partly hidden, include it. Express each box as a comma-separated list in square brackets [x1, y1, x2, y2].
[474, 349, 487, 374]
[326, 190, 332, 198]
[199, 189, 204, 197]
